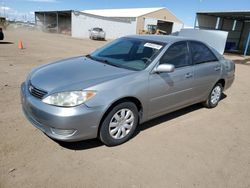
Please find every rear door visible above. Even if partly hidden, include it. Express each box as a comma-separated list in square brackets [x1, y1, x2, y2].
[148, 41, 195, 117]
[188, 41, 222, 100]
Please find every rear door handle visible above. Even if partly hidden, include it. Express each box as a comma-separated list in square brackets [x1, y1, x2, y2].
[185, 73, 193, 79]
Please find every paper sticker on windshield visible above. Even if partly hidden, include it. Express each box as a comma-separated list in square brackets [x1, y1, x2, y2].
[144, 43, 162, 50]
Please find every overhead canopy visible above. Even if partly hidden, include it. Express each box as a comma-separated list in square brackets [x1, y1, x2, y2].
[196, 10, 250, 55]
[35, 10, 72, 35]
[197, 10, 250, 21]
[35, 10, 72, 16]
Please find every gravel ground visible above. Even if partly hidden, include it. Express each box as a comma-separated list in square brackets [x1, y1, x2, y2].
[0, 28, 250, 188]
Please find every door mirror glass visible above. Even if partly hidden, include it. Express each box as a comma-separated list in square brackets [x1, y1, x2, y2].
[154, 64, 175, 73]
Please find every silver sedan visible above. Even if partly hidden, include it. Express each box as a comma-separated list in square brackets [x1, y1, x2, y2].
[21, 35, 235, 146]
[89, 27, 105, 40]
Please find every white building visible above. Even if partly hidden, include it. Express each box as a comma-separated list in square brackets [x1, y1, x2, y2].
[35, 7, 184, 39]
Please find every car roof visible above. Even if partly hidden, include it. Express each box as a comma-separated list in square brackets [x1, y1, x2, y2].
[125, 35, 224, 60]
[126, 35, 199, 44]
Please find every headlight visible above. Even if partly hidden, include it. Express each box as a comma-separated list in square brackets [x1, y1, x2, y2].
[42, 90, 96, 107]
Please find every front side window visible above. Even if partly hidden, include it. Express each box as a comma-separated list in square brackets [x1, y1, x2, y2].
[189, 41, 218, 64]
[90, 37, 165, 71]
[160, 42, 191, 68]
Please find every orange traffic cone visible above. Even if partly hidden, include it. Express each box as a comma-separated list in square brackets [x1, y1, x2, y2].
[18, 40, 24, 49]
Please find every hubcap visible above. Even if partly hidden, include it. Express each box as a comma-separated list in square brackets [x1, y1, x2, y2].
[211, 86, 222, 105]
[109, 109, 135, 139]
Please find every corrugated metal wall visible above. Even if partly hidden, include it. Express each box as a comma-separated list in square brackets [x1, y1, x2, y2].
[71, 12, 137, 39]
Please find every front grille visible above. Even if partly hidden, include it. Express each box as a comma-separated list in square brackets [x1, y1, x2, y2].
[28, 82, 47, 99]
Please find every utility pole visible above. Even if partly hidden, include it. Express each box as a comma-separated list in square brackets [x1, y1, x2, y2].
[0, 0, 3, 17]
[3, 0, 5, 18]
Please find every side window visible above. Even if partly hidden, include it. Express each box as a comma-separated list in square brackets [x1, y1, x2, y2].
[189, 42, 218, 64]
[160, 42, 191, 68]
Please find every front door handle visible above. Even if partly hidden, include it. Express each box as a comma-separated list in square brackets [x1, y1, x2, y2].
[185, 73, 193, 79]
[214, 66, 221, 71]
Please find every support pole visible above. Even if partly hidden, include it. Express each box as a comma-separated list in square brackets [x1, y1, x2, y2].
[237, 21, 245, 50]
[220, 17, 224, 30]
[44, 13, 46, 30]
[244, 31, 250, 56]
[35, 13, 37, 26]
[194, 15, 198, 29]
[56, 12, 59, 33]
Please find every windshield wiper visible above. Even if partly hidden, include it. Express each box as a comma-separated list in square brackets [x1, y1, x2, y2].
[86, 54, 96, 61]
[99, 59, 122, 68]
[87, 55, 121, 68]
[86, 54, 125, 69]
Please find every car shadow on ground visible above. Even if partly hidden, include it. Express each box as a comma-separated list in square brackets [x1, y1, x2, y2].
[234, 58, 250, 65]
[57, 93, 227, 150]
[56, 138, 103, 150]
[0, 42, 14, 44]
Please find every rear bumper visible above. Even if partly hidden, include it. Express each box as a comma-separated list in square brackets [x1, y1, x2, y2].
[20, 82, 105, 142]
[224, 74, 235, 91]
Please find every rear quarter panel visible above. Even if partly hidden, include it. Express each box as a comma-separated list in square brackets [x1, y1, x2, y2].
[220, 59, 235, 90]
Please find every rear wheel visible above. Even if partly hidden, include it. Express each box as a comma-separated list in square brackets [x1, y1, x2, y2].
[203, 83, 223, 108]
[99, 101, 138, 146]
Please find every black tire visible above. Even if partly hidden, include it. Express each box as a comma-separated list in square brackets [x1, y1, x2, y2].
[0, 32, 4, 40]
[99, 101, 139, 146]
[203, 83, 223, 108]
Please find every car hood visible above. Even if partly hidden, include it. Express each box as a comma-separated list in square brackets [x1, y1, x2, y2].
[30, 56, 135, 92]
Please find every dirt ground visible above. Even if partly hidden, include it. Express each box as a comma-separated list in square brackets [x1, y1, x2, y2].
[0, 28, 250, 188]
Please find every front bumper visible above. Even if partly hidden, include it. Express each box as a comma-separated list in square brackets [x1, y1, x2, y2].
[20, 82, 104, 142]
[91, 33, 105, 39]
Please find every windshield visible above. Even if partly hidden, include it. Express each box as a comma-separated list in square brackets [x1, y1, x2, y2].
[90, 37, 165, 71]
[93, 28, 103, 32]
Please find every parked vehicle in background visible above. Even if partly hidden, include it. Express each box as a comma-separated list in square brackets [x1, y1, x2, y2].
[21, 35, 235, 146]
[89, 27, 105, 40]
[0, 28, 4, 40]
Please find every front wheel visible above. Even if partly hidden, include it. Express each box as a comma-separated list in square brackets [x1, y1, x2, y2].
[203, 83, 223, 108]
[99, 101, 138, 146]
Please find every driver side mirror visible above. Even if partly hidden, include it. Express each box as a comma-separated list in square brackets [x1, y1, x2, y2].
[153, 64, 175, 73]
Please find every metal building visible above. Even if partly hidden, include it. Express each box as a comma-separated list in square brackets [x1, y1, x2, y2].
[195, 10, 250, 55]
[35, 7, 183, 39]
[0, 17, 6, 28]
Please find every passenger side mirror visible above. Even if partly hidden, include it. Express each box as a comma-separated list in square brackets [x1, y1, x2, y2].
[153, 64, 175, 73]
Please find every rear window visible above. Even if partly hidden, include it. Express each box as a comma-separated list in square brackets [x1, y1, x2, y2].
[189, 41, 218, 64]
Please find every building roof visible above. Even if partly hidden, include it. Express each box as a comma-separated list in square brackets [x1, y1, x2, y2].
[82, 7, 165, 18]
[35, 10, 72, 14]
[197, 10, 250, 14]
[197, 10, 250, 20]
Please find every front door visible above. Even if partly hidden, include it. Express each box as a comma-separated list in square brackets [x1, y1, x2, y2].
[148, 41, 195, 118]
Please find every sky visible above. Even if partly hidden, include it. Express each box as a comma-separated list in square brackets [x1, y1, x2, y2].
[0, 0, 249, 26]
